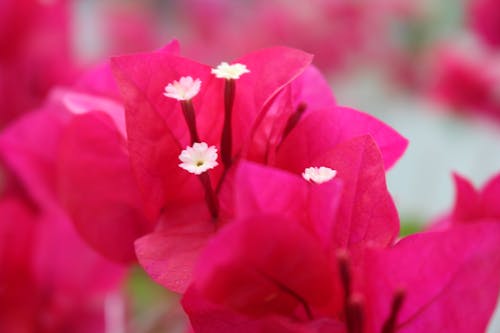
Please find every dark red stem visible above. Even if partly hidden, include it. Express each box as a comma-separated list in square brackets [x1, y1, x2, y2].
[221, 78, 235, 169]
[347, 295, 364, 333]
[181, 100, 201, 144]
[381, 289, 405, 333]
[257, 269, 314, 321]
[337, 250, 365, 333]
[281, 102, 307, 142]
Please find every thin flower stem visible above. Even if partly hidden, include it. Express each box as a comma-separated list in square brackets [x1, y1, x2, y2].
[337, 250, 366, 333]
[198, 173, 219, 220]
[347, 296, 364, 333]
[181, 100, 201, 144]
[381, 289, 405, 333]
[337, 250, 351, 304]
[282, 102, 307, 142]
[221, 78, 236, 169]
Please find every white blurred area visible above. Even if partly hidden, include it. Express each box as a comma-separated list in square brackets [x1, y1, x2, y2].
[334, 71, 500, 223]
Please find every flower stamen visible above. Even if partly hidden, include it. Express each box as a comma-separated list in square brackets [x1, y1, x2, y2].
[211, 62, 249, 171]
[302, 166, 337, 184]
[164, 76, 201, 101]
[178, 142, 220, 219]
[211, 62, 250, 80]
[179, 142, 219, 175]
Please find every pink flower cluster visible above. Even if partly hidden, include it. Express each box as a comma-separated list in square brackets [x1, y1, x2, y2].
[2, 36, 500, 332]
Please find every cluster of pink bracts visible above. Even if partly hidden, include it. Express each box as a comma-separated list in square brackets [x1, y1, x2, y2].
[1, 38, 500, 333]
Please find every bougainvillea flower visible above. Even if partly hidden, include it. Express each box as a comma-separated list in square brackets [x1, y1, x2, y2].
[182, 210, 500, 333]
[111, 42, 406, 292]
[431, 172, 500, 230]
[469, 0, 500, 48]
[0, 163, 125, 332]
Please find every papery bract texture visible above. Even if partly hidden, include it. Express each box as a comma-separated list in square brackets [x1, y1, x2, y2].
[431, 172, 500, 230]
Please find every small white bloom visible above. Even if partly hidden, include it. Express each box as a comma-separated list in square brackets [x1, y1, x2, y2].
[179, 142, 219, 175]
[164, 76, 202, 101]
[302, 166, 337, 184]
[211, 62, 250, 80]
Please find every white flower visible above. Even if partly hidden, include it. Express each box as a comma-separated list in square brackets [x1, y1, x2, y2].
[211, 62, 250, 80]
[302, 166, 337, 184]
[179, 142, 219, 175]
[164, 76, 202, 101]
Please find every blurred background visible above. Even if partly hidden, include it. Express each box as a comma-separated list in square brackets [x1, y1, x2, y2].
[1, 0, 500, 332]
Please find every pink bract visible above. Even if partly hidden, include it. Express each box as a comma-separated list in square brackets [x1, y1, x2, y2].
[0, 165, 125, 332]
[135, 135, 399, 293]
[431, 172, 500, 230]
[183, 211, 500, 333]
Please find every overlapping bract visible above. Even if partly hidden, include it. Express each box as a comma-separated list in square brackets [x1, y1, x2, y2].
[432, 171, 500, 229]
[184, 218, 500, 333]
[109, 42, 408, 293]
[182, 163, 500, 333]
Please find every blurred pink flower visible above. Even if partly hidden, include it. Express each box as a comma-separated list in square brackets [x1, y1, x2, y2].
[469, 0, 500, 48]
[174, 0, 418, 74]
[101, 2, 161, 55]
[428, 44, 500, 121]
[0, 0, 77, 129]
